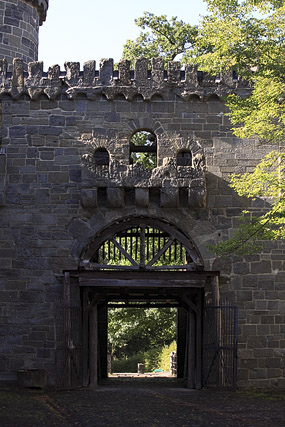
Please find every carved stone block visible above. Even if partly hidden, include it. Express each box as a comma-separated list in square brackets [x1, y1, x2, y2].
[151, 58, 164, 86]
[160, 187, 179, 208]
[135, 188, 149, 207]
[188, 187, 206, 208]
[118, 60, 131, 86]
[83, 60, 96, 85]
[134, 58, 148, 84]
[185, 64, 199, 87]
[167, 61, 181, 84]
[107, 187, 124, 208]
[65, 62, 80, 86]
[100, 58, 114, 86]
[81, 189, 98, 208]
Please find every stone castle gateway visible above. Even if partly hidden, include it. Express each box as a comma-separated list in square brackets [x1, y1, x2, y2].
[0, 0, 284, 389]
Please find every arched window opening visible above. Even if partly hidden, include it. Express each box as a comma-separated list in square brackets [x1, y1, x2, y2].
[94, 148, 109, 167]
[177, 150, 192, 167]
[85, 220, 202, 271]
[130, 131, 157, 169]
[207, 94, 221, 102]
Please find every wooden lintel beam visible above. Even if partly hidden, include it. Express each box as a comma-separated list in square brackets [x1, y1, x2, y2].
[130, 145, 157, 153]
[69, 270, 219, 280]
[108, 303, 180, 308]
[79, 279, 205, 288]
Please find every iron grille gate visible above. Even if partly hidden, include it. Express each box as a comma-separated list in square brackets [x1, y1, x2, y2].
[55, 305, 83, 390]
[203, 305, 238, 390]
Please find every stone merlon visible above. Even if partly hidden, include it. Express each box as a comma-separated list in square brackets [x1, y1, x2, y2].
[0, 58, 251, 101]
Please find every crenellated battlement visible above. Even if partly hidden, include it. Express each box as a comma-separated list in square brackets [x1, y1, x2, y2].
[0, 57, 251, 101]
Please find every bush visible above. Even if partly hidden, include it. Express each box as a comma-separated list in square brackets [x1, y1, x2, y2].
[112, 352, 144, 373]
[111, 342, 177, 373]
[159, 341, 177, 372]
[144, 347, 161, 371]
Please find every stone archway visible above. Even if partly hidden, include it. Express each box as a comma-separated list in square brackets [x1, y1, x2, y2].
[58, 217, 226, 390]
[81, 216, 204, 271]
[78, 217, 219, 389]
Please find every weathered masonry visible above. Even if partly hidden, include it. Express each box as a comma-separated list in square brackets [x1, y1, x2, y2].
[0, 0, 284, 389]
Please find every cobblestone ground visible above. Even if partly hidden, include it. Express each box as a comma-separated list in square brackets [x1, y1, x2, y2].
[0, 379, 284, 427]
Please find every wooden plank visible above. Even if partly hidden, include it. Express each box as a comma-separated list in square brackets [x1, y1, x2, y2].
[212, 276, 220, 306]
[63, 272, 71, 308]
[181, 295, 198, 314]
[76, 270, 219, 280]
[195, 290, 202, 390]
[145, 264, 196, 270]
[63, 273, 71, 388]
[116, 231, 168, 238]
[111, 238, 138, 267]
[146, 238, 173, 267]
[89, 303, 98, 388]
[98, 306, 108, 379]
[88, 264, 139, 270]
[140, 226, 145, 268]
[82, 287, 89, 387]
[84, 264, 197, 271]
[130, 144, 157, 153]
[79, 278, 205, 288]
[135, 226, 138, 259]
[187, 309, 196, 389]
[108, 303, 180, 308]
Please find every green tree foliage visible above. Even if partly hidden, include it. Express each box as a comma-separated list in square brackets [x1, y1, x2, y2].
[121, 3, 285, 254]
[159, 341, 177, 372]
[194, 0, 285, 144]
[130, 131, 157, 169]
[122, 12, 198, 64]
[194, 0, 285, 254]
[111, 341, 177, 373]
[209, 152, 285, 255]
[108, 307, 177, 359]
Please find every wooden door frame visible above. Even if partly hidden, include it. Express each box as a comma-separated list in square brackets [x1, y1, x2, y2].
[66, 270, 219, 389]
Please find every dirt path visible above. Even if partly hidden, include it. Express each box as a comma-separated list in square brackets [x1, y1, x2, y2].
[0, 379, 284, 426]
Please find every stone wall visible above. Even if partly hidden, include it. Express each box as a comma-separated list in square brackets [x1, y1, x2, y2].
[0, 59, 284, 387]
[0, 0, 48, 70]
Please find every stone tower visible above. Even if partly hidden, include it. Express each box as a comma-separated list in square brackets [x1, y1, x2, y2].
[0, 2, 284, 391]
[0, 0, 49, 69]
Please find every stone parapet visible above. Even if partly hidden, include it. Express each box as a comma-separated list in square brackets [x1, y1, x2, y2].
[0, 58, 251, 101]
[81, 136, 207, 208]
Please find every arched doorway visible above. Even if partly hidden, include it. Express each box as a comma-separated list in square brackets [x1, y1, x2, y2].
[56, 218, 237, 390]
[80, 217, 211, 389]
[81, 217, 206, 388]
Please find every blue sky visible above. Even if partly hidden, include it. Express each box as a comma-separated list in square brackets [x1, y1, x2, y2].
[38, 0, 208, 70]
